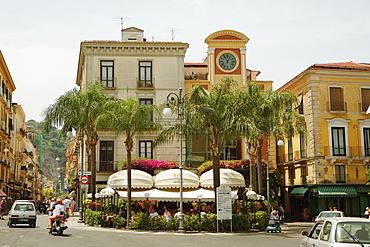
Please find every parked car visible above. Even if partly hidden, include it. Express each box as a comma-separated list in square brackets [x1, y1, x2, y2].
[314, 210, 345, 223]
[7, 201, 37, 228]
[301, 217, 370, 246]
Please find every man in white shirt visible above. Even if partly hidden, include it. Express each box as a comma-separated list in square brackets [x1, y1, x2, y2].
[63, 197, 71, 217]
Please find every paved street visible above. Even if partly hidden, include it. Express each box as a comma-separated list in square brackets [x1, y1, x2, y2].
[0, 213, 312, 247]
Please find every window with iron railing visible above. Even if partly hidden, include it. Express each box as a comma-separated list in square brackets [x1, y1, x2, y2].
[329, 87, 345, 111]
[361, 88, 370, 112]
[138, 61, 153, 88]
[332, 127, 346, 156]
[100, 60, 114, 87]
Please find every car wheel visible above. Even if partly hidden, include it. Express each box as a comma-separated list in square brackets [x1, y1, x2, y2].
[9, 223, 13, 228]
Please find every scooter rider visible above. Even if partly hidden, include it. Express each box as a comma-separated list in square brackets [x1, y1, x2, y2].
[48, 199, 65, 229]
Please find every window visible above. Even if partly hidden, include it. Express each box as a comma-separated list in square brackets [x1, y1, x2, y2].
[301, 166, 307, 184]
[139, 98, 153, 122]
[332, 127, 346, 156]
[299, 134, 307, 158]
[139, 141, 153, 159]
[329, 87, 345, 111]
[139, 61, 152, 87]
[364, 128, 370, 156]
[335, 165, 346, 183]
[99, 141, 114, 171]
[361, 88, 370, 112]
[100, 60, 114, 87]
[320, 222, 332, 241]
[288, 137, 293, 161]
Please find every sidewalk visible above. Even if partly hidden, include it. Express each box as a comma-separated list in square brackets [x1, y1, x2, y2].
[66, 215, 314, 235]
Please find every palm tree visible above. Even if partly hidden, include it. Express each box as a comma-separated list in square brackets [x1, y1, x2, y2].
[155, 77, 240, 202]
[43, 83, 109, 202]
[99, 97, 161, 225]
[234, 82, 305, 197]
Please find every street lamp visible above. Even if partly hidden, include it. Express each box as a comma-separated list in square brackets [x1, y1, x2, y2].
[267, 139, 284, 213]
[197, 194, 202, 232]
[144, 192, 150, 215]
[163, 87, 187, 233]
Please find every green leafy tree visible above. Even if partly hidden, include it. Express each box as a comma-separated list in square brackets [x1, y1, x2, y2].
[234, 82, 305, 198]
[42, 83, 109, 202]
[99, 97, 161, 225]
[155, 77, 239, 202]
[43, 188, 54, 199]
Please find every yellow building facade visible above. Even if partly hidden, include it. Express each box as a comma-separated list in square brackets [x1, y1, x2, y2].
[184, 30, 274, 168]
[278, 62, 370, 220]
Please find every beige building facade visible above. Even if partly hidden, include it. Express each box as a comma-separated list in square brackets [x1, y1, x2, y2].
[76, 27, 189, 189]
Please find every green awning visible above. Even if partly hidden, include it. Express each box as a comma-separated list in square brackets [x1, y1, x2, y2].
[290, 187, 309, 197]
[317, 186, 357, 198]
[357, 186, 370, 193]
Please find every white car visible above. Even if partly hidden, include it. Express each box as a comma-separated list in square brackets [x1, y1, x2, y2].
[314, 210, 345, 223]
[301, 217, 370, 246]
[7, 201, 37, 228]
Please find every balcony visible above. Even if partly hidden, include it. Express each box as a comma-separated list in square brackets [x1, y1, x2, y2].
[98, 77, 116, 89]
[137, 79, 155, 89]
[327, 101, 347, 113]
[185, 73, 208, 80]
[323, 146, 368, 157]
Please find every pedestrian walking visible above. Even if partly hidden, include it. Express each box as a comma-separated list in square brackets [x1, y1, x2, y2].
[0, 197, 7, 219]
[365, 207, 369, 218]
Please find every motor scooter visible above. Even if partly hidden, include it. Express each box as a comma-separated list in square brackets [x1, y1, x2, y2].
[49, 214, 68, 236]
[266, 219, 281, 233]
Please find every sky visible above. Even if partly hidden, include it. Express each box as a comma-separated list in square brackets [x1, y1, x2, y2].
[1, 0, 370, 122]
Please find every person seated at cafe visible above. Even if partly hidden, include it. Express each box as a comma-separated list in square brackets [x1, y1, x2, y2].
[163, 207, 172, 221]
[149, 208, 158, 218]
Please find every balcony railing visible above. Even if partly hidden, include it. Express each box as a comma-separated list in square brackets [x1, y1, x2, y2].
[327, 101, 347, 112]
[184, 73, 208, 80]
[137, 78, 155, 89]
[323, 146, 368, 157]
[98, 77, 117, 88]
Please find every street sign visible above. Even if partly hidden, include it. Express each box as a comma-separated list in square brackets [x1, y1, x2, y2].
[80, 175, 89, 184]
[81, 184, 88, 189]
[216, 186, 232, 220]
[78, 171, 92, 176]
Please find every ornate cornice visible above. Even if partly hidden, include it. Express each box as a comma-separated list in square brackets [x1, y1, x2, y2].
[80, 41, 189, 56]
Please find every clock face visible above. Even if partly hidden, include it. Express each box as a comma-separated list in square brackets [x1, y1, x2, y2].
[218, 52, 237, 71]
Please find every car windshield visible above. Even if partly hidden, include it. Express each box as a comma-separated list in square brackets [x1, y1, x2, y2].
[320, 212, 342, 217]
[14, 204, 34, 211]
[336, 222, 370, 244]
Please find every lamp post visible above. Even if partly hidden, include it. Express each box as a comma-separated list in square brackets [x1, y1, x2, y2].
[163, 87, 187, 233]
[197, 194, 202, 232]
[144, 192, 150, 215]
[267, 139, 284, 214]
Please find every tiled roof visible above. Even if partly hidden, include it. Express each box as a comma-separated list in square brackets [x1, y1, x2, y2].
[184, 63, 207, 67]
[310, 61, 370, 71]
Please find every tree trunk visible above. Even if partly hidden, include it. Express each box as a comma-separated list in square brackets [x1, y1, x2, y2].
[257, 146, 263, 195]
[125, 137, 134, 228]
[90, 144, 97, 203]
[246, 142, 257, 191]
[249, 156, 257, 191]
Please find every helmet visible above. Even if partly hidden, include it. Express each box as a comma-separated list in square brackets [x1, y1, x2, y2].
[56, 199, 63, 204]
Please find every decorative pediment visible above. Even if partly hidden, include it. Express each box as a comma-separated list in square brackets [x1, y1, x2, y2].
[205, 30, 249, 44]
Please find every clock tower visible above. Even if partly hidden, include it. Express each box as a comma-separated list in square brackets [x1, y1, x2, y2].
[204, 30, 249, 86]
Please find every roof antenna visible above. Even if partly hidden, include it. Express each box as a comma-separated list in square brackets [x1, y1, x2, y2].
[113, 16, 131, 30]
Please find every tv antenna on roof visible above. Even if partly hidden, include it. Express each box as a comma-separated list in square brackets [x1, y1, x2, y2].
[113, 16, 131, 29]
[166, 28, 179, 41]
